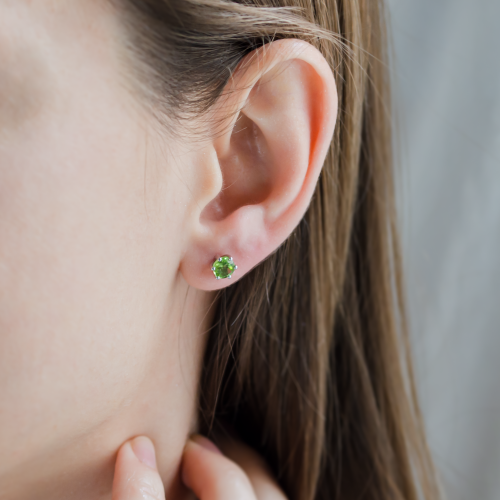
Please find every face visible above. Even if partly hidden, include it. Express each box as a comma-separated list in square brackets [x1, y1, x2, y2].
[0, 1, 209, 494]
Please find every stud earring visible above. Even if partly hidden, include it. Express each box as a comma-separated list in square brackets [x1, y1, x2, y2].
[211, 255, 237, 280]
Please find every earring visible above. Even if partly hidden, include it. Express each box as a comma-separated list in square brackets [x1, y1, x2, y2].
[211, 255, 237, 280]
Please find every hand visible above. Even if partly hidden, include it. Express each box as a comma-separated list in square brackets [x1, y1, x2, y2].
[112, 434, 288, 500]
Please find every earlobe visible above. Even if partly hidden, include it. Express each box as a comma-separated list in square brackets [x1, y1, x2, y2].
[180, 39, 338, 291]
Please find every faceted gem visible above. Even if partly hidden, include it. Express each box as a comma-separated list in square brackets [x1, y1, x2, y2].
[211, 255, 236, 279]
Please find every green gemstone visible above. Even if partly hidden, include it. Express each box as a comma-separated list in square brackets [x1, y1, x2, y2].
[212, 255, 236, 279]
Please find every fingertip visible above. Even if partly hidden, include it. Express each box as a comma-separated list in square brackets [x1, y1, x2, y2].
[182, 435, 223, 487]
[182, 435, 256, 500]
[190, 434, 223, 455]
[112, 437, 165, 500]
[130, 435, 157, 470]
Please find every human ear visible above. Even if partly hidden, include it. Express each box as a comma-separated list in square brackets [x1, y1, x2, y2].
[179, 39, 338, 290]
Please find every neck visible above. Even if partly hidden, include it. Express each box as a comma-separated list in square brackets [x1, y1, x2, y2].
[0, 283, 213, 500]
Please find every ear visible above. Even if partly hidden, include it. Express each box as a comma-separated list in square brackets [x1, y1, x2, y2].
[179, 39, 338, 290]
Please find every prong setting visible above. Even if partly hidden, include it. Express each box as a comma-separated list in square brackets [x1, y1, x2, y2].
[211, 255, 237, 280]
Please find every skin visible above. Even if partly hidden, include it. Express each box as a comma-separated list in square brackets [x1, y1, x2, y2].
[0, 1, 338, 499]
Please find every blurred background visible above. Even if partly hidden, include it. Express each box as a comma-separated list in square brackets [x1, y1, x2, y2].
[386, 0, 500, 498]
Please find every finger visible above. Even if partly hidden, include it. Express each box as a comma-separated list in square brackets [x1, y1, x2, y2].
[112, 436, 165, 500]
[181, 435, 257, 500]
[217, 436, 287, 500]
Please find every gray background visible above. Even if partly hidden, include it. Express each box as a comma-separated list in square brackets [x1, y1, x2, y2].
[386, 0, 500, 498]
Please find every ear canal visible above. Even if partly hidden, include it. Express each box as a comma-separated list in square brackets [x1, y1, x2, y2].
[201, 111, 272, 224]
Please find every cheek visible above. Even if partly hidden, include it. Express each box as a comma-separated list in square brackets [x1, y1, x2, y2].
[0, 84, 180, 462]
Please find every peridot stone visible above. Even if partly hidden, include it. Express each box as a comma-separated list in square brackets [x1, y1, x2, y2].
[211, 255, 237, 279]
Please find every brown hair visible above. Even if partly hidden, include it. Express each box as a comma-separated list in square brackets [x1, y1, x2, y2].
[116, 1, 440, 499]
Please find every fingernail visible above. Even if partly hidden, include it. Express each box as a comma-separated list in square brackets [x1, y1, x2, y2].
[130, 436, 157, 470]
[191, 434, 223, 455]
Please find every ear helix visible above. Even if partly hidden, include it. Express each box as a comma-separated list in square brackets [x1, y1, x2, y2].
[211, 255, 237, 280]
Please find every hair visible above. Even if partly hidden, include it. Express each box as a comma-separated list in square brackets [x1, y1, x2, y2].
[116, 1, 441, 499]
